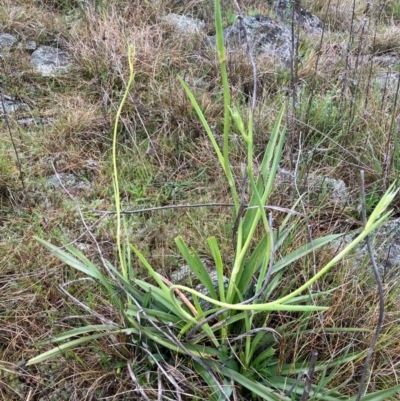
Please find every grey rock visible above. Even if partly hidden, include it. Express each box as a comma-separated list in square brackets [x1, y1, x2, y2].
[222, 15, 296, 65]
[46, 173, 89, 190]
[371, 53, 399, 68]
[272, 0, 323, 35]
[30, 46, 71, 76]
[374, 71, 400, 100]
[0, 33, 17, 50]
[171, 259, 215, 286]
[332, 219, 400, 280]
[206, 2, 321, 67]
[24, 40, 37, 51]
[275, 168, 351, 205]
[17, 117, 56, 127]
[163, 13, 205, 36]
[315, 176, 348, 203]
[17, 117, 56, 128]
[170, 263, 194, 284]
[0, 95, 29, 116]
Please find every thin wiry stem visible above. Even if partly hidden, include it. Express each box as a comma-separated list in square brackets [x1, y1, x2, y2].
[364, 0, 385, 110]
[232, 172, 248, 250]
[383, 71, 400, 189]
[230, 0, 257, 115]
[140, 343, 184, 401]
[25, 389, 33, 401]
[305, 0, 331, 135]
[127, 359, 151, 401]
[157, 368, 163, 401]
[355, 170, 385, 401]
[232, 377, 238, 401]
[50, 160, 126, 306]
[228, 327, 280, 345]
[289, 0, 300, 157]
[165, 325, 231, 401]
[300, 350, 318, 401]
[286, 372, 306, 397]
[0, 87, 29, 204]
[92, 203, 304, 216]
[342, 0, 357, 99]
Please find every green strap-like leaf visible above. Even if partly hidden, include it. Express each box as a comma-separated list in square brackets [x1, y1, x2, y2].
[175, 236, 218, 299]
[27, 329, 135, 366]
[223, 368, 292, 401]
[272, 234, 343, 274]
[353, 385, 400, 401]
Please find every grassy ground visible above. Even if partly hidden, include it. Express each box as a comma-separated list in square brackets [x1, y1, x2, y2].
[1, 0, 400, 399]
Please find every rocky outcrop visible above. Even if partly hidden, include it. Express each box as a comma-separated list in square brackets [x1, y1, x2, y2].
[1, 35, 70, 117]
[166, 1, 322, 65]
[0, 32, 70, 76]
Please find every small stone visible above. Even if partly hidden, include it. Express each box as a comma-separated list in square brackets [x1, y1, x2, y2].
[272, 0, 323, 35]
[0, 95, 29, 116]
[375, 71, 400, 100]
[17, 117, 56, 127]
[275, 168, 351, 206]
[24, 40, 37, 51]
[46, 173, 89, 190]
[163, 13, 205, 36]
[331, 219, 400, 280]
[31, 46, 71, 76]
[220, 15, 296, 66]
[0, 33, 17, 50]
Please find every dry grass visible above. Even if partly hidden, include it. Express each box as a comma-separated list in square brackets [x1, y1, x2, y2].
[1, 0, 400, 399]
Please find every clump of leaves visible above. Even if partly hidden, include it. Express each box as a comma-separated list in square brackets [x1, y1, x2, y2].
[28, 1, 400, 400]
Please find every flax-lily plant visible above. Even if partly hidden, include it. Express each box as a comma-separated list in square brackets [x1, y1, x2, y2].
[28, 1, 400, 400]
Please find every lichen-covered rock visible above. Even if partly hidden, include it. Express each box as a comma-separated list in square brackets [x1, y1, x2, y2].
[275, 168, 351, 206]
[272, 0, 323, 35]
[31, 46, 71, 76]
[24, 40, 37, 51]
[332, 219, 400, 280]
[374, 71, 400, 100]
[222, 14, 296, 65]
[163, 13, 205, 36]
[17, 117, 56, 127]
[0, 33, 17, 50]
[0, 95, 29, 116]
[0, 33, 18, 59]
[46, 173, 89, 190]
[206, 1, 322, 66]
